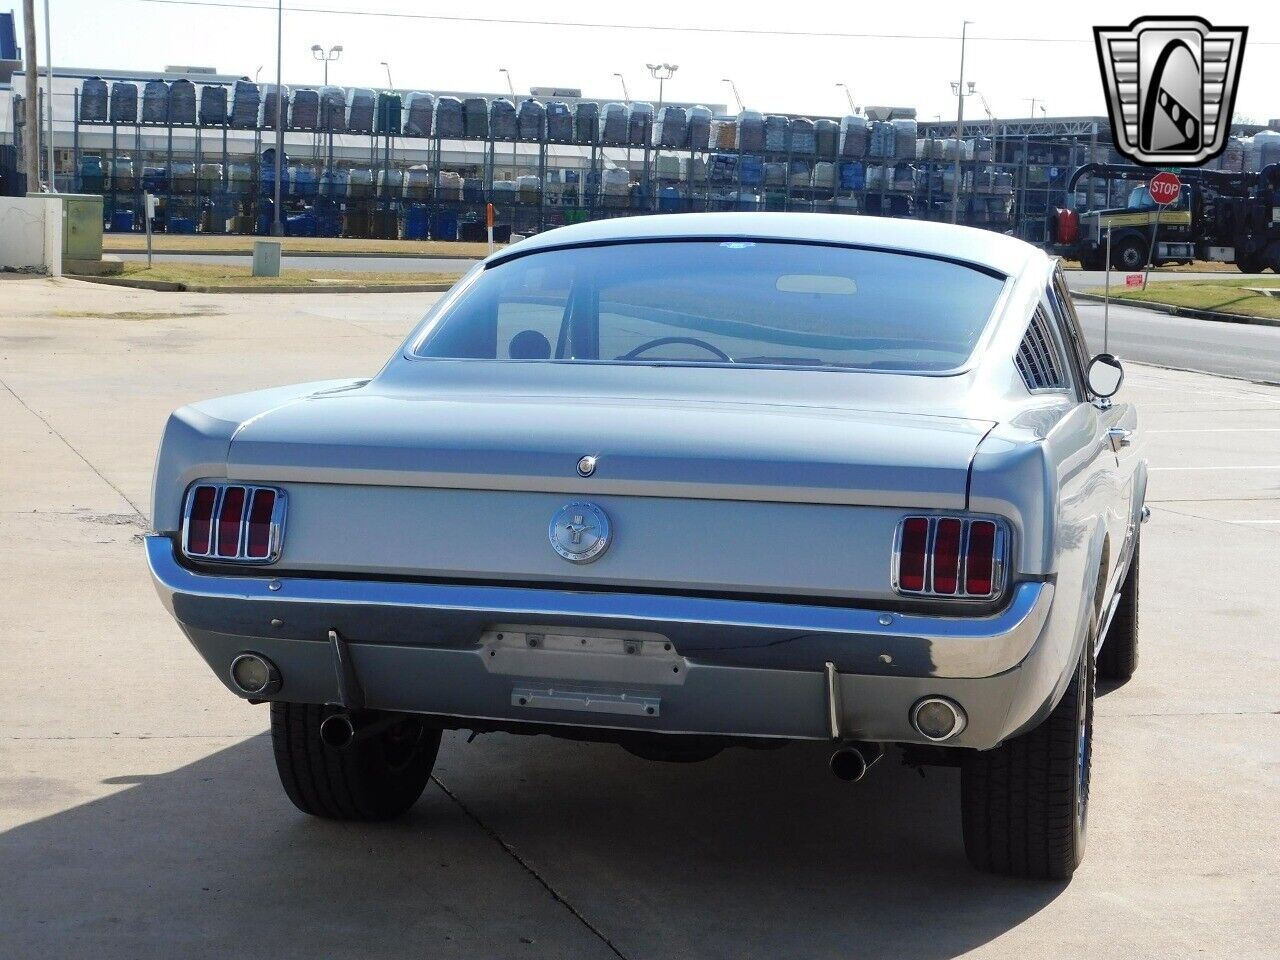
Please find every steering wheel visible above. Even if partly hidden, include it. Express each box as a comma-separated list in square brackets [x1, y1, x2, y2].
[618, 336, 733, 363]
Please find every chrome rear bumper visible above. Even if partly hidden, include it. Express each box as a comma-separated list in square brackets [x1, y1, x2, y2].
[147, 535, 1060, 748]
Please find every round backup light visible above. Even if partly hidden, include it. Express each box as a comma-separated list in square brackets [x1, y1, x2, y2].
[229, 653, 281, 696]
[911, 697, 967, 742]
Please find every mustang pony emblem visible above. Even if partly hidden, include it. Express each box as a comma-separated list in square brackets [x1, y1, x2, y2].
[548, 502, 611, 563]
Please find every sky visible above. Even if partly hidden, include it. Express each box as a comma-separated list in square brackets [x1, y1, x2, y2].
[14, 0, 1280, 123]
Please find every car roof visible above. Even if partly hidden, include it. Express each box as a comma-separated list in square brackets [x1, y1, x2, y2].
[490, 212, 1045, 277]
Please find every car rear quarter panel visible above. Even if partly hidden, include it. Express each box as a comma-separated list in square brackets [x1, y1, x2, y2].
[969, 403, 1113, 736]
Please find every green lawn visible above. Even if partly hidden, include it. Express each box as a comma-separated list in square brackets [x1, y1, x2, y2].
[1081, 277, 1280, 320]
[104, 233, 495, 258]
[117, 262, 461, 289]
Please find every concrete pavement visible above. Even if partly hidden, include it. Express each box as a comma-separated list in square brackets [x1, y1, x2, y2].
[0, 276, 1276, 959]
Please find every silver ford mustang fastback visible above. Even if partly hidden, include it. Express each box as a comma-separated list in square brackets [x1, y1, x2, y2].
[148, 213, 1145, 879]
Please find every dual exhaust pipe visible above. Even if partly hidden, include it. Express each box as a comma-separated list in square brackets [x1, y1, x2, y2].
[319, 710, 409, 750]
[829, 742, 884, 782]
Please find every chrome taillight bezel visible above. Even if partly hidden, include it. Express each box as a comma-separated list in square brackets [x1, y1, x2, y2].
[891, 515, 1009, 600]
[181, 483, 287, 565]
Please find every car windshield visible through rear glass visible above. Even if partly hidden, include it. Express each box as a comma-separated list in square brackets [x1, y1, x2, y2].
[412, 240, 1007, 372]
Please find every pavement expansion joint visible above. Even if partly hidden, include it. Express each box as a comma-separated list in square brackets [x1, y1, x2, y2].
[431, 774, 630, 960]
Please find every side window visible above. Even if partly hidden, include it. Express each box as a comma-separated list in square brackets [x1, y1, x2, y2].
[1045, 270, 1092, 397]
[493, 266, 570, 359]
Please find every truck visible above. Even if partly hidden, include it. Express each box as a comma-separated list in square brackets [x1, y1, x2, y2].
[1048, 162, 1280, 273]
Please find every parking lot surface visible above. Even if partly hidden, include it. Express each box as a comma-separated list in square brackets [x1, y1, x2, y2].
[1, 275, 1277, 959]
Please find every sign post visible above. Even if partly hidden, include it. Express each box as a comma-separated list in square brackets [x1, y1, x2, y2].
[1142, 171, 1181, 290]
[1103, 226, 1112, 353]
[486, 202, 495, 255]
[144, 192, 156, 269]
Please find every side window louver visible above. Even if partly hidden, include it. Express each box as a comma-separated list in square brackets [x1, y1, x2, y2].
[1015, 310, 1067, 391]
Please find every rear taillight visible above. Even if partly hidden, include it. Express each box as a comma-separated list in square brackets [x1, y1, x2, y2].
[183, 483, 286, 564]
[893, 516, 1007, 599]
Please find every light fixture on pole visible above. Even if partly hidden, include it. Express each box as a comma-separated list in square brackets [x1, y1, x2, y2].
[721, 78, 743, 113]
[835, 82, 857, 115]
[311, 44, 341, 85]
[950, 20, 973, 225]
[379, 61, 393, 90]
[646, 62, 677, 116]
[612, 72, 630, 105]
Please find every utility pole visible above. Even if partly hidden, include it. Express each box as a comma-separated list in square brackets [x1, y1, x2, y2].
[271, 0, 284, 236]
[21, 0, 39, 190]
[950, 19, 973, 225]
[42, 0, 54, 190]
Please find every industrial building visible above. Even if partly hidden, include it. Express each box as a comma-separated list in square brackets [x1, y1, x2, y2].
[3, 56, 1278, 244]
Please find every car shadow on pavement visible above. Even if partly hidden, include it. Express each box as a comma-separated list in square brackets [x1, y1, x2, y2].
[1, 731, 1065, 960]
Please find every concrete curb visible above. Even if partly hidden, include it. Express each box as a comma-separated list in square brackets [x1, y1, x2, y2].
[1071, 292, 1280, 329]
[68, 275, 454, 295]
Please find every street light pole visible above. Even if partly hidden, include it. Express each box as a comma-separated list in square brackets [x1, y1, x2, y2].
[42, 0, 54, 191]
[311, 45, 341, 165]
[271, 0, 284, 236]
[612, 72, 630, 105]
[950, 20, 973, 225]
[380, 61, 393, 90]
[499, 67, 517, 178]
[721, 78, 743, 112]
[836, 82, 856, 114]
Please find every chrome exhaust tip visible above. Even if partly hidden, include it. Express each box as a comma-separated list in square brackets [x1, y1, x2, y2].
[228, 652, 281, 697]
[829, 743, 884, 782]
[910, 697, 967, 742]
[319, 712, 356, 749]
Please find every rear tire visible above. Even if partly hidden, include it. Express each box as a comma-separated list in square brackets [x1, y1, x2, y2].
[1098, 534, 1140, 681]
[1111, 235, 1147, 272]
[270, 702, 441, 820]
[1265, 241, 1280, 274]
[1236, 251, 1264, 274]
[961, 636, 1094, 879]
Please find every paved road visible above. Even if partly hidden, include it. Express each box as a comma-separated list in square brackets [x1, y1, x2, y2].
[1074, 299, 1280, 384]
[1, 278, 1277, 959]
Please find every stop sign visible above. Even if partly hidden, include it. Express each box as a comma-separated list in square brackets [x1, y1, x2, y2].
[1149, 171, 1182, 206]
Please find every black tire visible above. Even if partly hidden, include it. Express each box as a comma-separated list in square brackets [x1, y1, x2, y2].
[961, 636, 1094, 880]
[1236, 251, 1263, 274]
[1265, 241, 1280, 274]
[1098, 535, 1140, 681]
[1111, 235, 1147, 271]
[1080, 250, 1107, 271]
[270, 702, 441, 821]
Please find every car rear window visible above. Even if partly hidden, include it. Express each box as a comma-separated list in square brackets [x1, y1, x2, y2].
[412, 240, 1006, 372]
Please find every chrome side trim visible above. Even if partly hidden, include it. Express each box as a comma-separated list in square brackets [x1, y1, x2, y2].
[147, 535, 1054, 679]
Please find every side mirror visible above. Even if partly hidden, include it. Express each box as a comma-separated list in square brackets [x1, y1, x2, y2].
[1087, 353, 1124, 398]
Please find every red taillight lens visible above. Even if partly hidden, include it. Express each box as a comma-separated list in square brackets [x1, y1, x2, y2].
[898, 517, 929, 592]
[895, 516, 1004, 599]
[965, 520, 997, 596]
[186, 485, 216, 555]
[215, 487, 247, 557]
[932, 518, 963, 594]
[245, 488, 276, 559]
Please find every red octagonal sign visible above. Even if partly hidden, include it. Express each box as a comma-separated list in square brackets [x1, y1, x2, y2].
[1149, 171, 1182, 206]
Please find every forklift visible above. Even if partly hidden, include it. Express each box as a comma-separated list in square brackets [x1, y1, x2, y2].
[1048, 162, 1280, 273]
